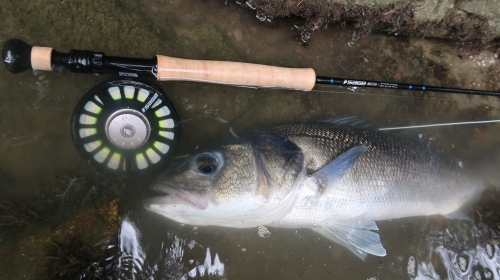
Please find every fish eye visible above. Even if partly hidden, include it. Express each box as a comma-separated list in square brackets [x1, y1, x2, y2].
[195, 153, 219, 174]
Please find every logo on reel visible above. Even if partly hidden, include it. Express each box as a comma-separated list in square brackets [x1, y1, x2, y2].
[120, 124, 136, 138]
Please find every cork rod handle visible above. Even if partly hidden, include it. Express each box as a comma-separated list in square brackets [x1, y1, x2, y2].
[156, 55, 316, 91]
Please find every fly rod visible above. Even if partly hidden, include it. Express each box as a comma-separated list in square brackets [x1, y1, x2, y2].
[3, 38, 500, 97]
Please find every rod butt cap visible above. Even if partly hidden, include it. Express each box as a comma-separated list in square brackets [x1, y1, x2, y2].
[2, 38, 33, 74]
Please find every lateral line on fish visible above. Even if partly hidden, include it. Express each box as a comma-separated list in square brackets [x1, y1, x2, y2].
[379, 119, 500, 130]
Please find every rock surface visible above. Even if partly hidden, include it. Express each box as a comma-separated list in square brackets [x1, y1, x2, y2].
[239, 0, 500, 45]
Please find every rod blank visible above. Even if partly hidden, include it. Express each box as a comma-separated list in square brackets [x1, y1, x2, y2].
[316, 76, 500, 98]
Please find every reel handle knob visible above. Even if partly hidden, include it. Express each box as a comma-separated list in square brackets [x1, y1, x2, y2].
[2, 38, 39, 73]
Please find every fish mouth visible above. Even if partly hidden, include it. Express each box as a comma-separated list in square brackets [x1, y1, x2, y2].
[150, 183, 210, 210]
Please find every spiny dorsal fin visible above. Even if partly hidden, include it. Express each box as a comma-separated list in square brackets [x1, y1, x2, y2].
[317, 115, 375, 129]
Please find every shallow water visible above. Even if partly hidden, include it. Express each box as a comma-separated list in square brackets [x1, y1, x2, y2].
[114, 211, 500, 279]
[1, 0, 500, 279]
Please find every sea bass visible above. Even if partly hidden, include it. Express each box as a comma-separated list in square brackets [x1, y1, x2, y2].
[143, 116, 483, 258]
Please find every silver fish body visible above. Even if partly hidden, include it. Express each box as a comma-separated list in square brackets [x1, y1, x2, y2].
[269, 122, 477, 223]
[144, 117, 483, 258]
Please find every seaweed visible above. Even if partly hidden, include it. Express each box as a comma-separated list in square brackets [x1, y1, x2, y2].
[0, 172, 125, 278]
[45, 236, 119, 280]
[0, 200, 43, 229]
[474, 183, 500, 232]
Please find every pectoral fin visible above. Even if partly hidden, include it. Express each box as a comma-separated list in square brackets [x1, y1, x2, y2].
[312, 219, 387, 259]
[313, 145, 367, 190]
[312, 227, 368, 260]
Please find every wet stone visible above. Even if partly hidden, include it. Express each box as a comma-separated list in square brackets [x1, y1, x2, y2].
[472, 265, 489, 280]
[485, 243, 495, 259]
[457, 254, 469, 273]
[474, 269, 483, 280]
[406, 255, 417, 277]
[257, 225, 271, 238]
[484, 268, 493, 280]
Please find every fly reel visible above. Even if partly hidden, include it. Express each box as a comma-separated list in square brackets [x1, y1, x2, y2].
[71, 78, 180, 173]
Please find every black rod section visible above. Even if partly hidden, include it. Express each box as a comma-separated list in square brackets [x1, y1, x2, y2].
[103, 56, 157, 78]
[316, 76, 500, 97]
[2, 38, 157, 78]
[51, 49, 157, 78]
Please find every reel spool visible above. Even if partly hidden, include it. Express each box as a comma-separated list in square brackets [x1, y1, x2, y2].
[71, 78, 180, 173]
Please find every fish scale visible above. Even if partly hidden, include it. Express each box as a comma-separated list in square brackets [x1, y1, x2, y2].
[268, 123, 434, 171]
[268, 122, 476, 223]
[144, 117, 484, 258]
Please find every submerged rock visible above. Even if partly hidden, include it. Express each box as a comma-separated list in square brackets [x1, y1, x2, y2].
[236, 0, 500, 46]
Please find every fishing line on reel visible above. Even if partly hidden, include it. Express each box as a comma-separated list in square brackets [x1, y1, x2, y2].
[71, 78, 180, 173]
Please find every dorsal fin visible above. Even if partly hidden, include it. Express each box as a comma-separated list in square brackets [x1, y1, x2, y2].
[317, 115, 375, 129]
